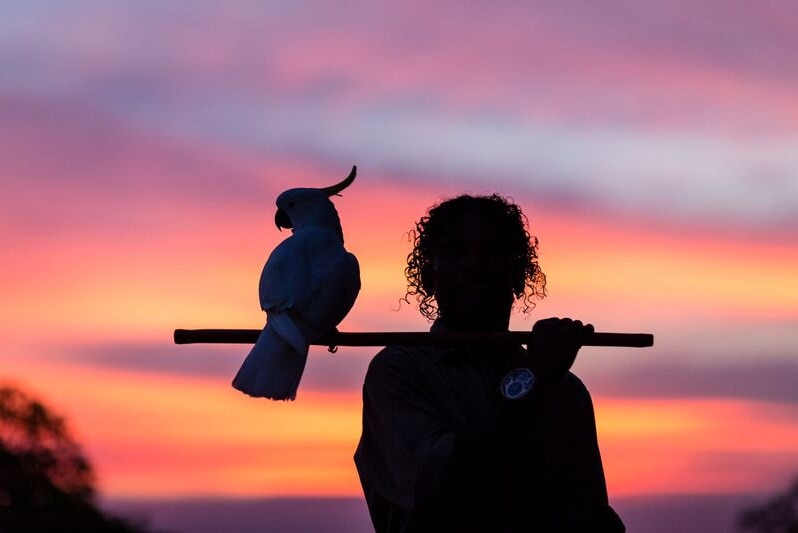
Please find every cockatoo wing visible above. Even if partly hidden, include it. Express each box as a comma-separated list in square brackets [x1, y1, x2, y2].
[257, 235, 312, 354]
[259, 235, 313, 312]
[304, 249, 360, 333]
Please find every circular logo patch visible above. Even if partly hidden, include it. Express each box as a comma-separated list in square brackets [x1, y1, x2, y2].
[500, 368, 535, 400]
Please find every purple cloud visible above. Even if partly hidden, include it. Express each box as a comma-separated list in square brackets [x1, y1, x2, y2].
[584, 358, 798, 406]
[2, 0, 797, 235]
[60, 338, 798, 406]
[61, 341, 371, 393]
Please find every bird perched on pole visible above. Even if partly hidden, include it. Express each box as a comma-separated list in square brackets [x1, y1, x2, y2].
[232, 166, 361, 400]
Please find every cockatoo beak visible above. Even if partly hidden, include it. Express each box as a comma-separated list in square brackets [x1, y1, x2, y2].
[275, 208, 292, 231]
[321, 165, 357, 197]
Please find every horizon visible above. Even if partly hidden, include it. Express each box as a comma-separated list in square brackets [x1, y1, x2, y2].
[102, 492, 780, 533]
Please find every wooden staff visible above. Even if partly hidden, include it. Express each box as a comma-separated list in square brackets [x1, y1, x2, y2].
[174, 329, 653, 347]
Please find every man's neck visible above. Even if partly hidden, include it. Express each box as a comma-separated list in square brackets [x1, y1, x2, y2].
[437, 313, 510, 333]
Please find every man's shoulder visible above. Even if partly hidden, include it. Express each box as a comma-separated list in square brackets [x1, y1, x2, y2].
[371, 343, 436, 367]
[543, 371, 595, 407]
[365, 344, 438, 381]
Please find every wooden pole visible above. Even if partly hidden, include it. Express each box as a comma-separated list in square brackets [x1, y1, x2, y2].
[174, 329, 653, 348]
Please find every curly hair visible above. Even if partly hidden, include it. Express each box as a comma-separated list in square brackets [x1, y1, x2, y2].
[404, 194, 547, 320]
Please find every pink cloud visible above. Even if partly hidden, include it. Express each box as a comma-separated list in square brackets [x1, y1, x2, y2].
[7, 1, 798, 132]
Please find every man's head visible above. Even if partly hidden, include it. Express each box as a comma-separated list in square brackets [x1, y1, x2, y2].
[405, 194, 546, 330]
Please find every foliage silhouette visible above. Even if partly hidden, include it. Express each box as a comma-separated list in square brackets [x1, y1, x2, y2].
[739, 476, 798, 532]
[0, 383, 147, 532]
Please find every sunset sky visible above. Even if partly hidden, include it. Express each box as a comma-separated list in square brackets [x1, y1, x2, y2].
[1, 0, 797, 528]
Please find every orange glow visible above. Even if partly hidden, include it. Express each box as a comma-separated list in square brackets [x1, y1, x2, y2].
[596, 397, 798, 496]
[3, 181, 794, 342]
[9, 353, 797, 499]
[529, 207, 798, 320]
[14, 360, 363, 498]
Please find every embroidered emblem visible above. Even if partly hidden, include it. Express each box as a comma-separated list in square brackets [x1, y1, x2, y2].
[500, 368, 535, 400]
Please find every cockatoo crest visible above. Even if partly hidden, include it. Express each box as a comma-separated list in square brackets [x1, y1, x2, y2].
[274, 166, 356, 242]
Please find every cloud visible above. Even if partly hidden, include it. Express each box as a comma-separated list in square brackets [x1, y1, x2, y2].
[60, 338, 798, 406]
[63, 342, 242, 379]
[586, 358, 798, 405]
[61, 341, 371, 393]
[5, 0, 797, 125]
[3, 0, 798, 235]
[0, 91, 362, 251]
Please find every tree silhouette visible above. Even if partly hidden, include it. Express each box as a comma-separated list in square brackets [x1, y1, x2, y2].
[739, 476, 798, 532]
[0, 383, 147, 532]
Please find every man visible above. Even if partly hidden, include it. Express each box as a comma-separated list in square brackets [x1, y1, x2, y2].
[354, 194, 624, 532]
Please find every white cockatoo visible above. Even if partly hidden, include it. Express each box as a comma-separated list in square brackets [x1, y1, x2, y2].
[232, 166, 361, 400]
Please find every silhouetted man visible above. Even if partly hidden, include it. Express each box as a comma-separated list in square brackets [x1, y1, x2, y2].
[355, 194, 624, 532]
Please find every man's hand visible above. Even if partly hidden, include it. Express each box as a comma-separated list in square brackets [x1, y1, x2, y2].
[527, 317, 594, 383]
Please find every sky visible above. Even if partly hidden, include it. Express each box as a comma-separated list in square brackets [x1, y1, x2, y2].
[1, 0, 797, 529]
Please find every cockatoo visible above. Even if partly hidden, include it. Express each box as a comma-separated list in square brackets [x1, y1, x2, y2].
[232, 166, 361, 400]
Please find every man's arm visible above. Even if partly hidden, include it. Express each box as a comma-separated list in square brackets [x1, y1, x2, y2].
[355, 348, 462, 513]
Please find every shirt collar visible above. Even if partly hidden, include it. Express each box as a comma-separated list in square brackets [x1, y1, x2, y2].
[428, 318, 525, 363]
[426, 319, 463, 362]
